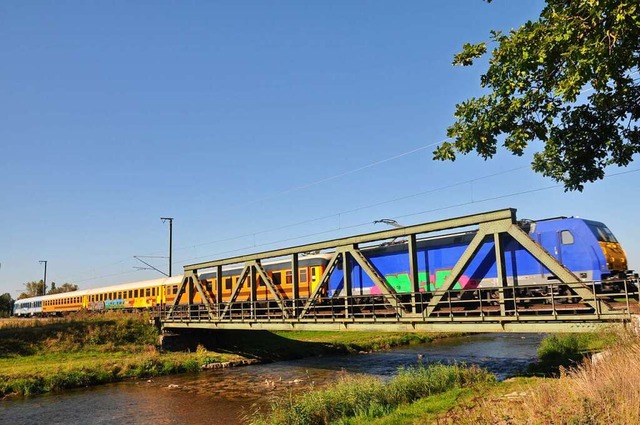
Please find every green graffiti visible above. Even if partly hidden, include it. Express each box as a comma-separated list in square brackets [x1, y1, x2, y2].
[385, 270, 461, 292]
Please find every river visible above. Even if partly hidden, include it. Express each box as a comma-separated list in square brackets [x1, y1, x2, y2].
[1, 333, 544, 425]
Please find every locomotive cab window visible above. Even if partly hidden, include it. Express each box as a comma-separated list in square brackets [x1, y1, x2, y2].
[561, 230, 574, 245]
[299, 269, 308, 283]
[587, 222, 618, 243]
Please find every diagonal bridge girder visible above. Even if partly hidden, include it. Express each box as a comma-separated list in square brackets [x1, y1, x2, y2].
[424, 219, 610, 317]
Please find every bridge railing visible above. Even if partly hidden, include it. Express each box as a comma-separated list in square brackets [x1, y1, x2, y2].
[160, 279, 638, 325]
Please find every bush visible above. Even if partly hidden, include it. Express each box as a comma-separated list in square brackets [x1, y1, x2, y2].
[533, 332, 620, 375]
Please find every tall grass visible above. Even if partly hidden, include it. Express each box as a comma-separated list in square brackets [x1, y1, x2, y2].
[530, 331, 620, 375]
[251, 363, 495, 425]
[448, 331, 640, 424]
[0, 311, 158, 356]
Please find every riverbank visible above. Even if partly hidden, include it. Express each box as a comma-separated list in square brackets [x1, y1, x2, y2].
[0, 313, 458, 398]
[252, 330, 635, 424]
[0, 313, 228, 397]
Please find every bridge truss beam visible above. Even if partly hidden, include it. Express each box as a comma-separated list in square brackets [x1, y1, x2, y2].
[162, 208, 635, 330]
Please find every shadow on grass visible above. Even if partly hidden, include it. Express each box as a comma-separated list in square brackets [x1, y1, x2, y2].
[163, 329, 346, 361]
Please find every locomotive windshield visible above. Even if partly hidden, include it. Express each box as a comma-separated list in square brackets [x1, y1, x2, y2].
[586, 222, 618, 243]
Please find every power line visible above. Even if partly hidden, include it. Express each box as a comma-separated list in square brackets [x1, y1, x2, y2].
[162, 165, 530, 254]
[173, 168, 640, 266]
[60, 163, 640, 285]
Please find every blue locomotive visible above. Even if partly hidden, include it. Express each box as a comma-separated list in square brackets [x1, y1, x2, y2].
[327, 217, 630, 296]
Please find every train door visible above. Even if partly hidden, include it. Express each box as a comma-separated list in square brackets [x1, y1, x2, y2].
[537, 231, 561, 276]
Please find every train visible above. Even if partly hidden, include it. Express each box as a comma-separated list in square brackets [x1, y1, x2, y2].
[12, 215, 633, 317]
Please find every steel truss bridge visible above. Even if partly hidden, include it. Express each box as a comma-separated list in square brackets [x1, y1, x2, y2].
[160, 209, 639, 333]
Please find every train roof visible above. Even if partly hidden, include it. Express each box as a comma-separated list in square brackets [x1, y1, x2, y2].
[14, 295, 45, 304]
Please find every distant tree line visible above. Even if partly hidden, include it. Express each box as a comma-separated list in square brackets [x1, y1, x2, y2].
[0, 281, 79, 317]
[17, 280, 79, 300]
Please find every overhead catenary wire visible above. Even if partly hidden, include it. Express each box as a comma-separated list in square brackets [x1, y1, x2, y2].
[67, 166, 640, 284]
[172, 167, 640, 266]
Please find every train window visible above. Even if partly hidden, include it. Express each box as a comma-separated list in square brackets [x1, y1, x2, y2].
[225, 277, 232, 290]
[311, 268, 317, 281]
[133, 289, 137, 297]
[146, 288, 150, 297]
[285, 271, 293, 285]
[152, 288, 156, 296]
[299, 269, 308, 283]
[257, 276, 265, 287]
[272, 271, 282, 285]
[561, 230, 574, 245]
[587, 222, 618, 243]
[173, 285, 178, 294]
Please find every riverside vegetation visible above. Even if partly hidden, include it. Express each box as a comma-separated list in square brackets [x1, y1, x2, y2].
[251, 330, 635, 425]
[0, 313, 451, 398]
[0, 313, 234, 397]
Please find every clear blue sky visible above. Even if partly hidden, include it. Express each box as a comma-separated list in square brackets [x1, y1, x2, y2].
[1, 1, 638, 296]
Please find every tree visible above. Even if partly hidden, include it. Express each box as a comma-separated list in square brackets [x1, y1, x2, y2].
[0, 293, 14, 317]
[434, 1, 640, 191]
[47, 283, 79, 295]
[18, 280, 45, 299]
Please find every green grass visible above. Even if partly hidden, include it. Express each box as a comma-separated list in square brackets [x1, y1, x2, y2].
[529, 331, 620, 375]
[0, 313, 242, 397]
[251, 363, 495, 425]
[340, 387, 471, 425]
[207, 329, 457, 361]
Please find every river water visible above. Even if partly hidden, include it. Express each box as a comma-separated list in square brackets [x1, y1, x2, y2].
[1, 333, 544, 425]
